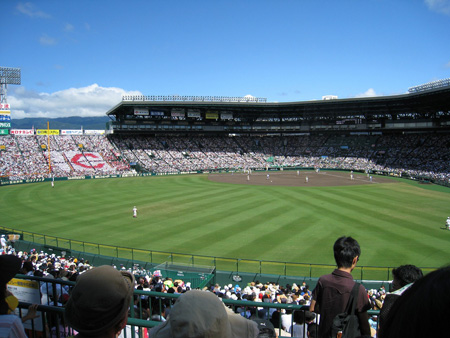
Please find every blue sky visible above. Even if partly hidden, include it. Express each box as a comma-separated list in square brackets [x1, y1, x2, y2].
[2, 0, 450, 118]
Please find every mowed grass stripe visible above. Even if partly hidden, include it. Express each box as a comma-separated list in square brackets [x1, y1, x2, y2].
[152, 183, 297, 257]
[265, 184, 450, 266]
[1, 175, 450, 269]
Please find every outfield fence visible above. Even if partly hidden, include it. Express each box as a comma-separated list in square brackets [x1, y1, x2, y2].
[0, 226, 436, 281]
[1, 166, 450, 188]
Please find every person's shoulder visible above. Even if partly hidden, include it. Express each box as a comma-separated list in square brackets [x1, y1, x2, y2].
[0, 314, 22, 324]
[318, 271, 335, 279]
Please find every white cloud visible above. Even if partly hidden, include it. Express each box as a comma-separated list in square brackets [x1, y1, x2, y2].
[64, 23, 75, 32]
[9, 84, 142, 119]
[355, 88, 378, 98]
[424, 0, 450, 16]
[16, 2, 51, 18]
[39, 34, 57, 46]
[445, 60, 450, 68]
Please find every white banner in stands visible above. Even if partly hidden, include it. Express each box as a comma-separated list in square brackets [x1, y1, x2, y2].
[84, 130, 105, 135]
[61, 130, 83, 135]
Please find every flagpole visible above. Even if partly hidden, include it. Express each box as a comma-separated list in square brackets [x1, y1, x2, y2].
[47, 121, 52, 176]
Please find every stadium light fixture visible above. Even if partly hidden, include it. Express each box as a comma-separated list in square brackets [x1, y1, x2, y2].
[408, 77, 450, 93]
[0, 66, 21, 104]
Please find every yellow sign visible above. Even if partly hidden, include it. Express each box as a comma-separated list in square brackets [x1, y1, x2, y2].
[206, 112, 219, 119]
[36, 129, 60, 135]
[8, 278, 39, 289]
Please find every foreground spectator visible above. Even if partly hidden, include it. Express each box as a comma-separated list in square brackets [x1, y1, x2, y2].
[379, 265, 450, 338]
[378, 264, 423, 328]
[64, 265, 135, 338]
[149, 289, 259, 338]
[309, 236, 371, 338]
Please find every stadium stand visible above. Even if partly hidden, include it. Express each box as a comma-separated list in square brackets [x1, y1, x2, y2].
[4, 246, 385, 337]
[1, 133, 450, 184]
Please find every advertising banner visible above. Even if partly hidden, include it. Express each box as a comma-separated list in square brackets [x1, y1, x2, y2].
[0, 103, 10, 109]
[0, 122, 11, 128]
[220, 112, 233, 120]
[0, 114, 11, 121]
[206, 112, 219, 119]
[36, 129, 60, 135]
[150, 111, 165, 116]
[61, 130, 83, 135]
[171, 108, 185, 117]
[187, 109, 201, 118]
[0, 110, 11, 115]
[0, 129, 9, 135]
[83, 130, 105, 135]
[10, 129, 34, 135]
[134, 109, 149, 116]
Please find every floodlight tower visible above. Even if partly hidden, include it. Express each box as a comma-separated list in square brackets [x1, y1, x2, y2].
[0, 66, 21, 104]
[0, 67, 21, 135]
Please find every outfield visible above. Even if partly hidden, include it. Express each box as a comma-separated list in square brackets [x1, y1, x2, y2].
[1, 171, 449, 274]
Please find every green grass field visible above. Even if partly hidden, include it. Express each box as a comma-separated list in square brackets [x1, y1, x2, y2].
[1, 173, 449, 276]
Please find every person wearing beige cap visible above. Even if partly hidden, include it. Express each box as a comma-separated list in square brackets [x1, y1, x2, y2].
[149, 289, 259, 338]
[64, 265, 135, 338]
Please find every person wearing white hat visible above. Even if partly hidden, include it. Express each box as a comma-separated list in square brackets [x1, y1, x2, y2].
[149, 290, 259, 338]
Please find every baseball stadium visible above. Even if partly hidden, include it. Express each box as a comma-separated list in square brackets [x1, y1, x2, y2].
[1, 75, 450, 336]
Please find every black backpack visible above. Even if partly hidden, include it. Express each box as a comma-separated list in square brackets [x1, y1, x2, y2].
[330, 282, 361, 338]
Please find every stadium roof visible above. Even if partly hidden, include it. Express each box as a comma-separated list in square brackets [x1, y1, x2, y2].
[105, 86, 450, 134]
[108, 87, 450, 119]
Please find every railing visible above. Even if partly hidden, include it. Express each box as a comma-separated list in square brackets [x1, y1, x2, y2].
[1, 226, 436, 281]
[15, 275, 380, 338]
[121, 95, 267, 103]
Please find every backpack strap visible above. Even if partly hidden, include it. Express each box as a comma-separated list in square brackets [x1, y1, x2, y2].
[344, 282, 360, 315]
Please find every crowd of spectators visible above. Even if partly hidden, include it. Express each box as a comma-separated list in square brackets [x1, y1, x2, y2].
[0, 134, 133, 180]
[110, 133, 450, 183]
[1, 133, 450, 184]
[1, 242, 362, 337]
[3, 240, 449, 337]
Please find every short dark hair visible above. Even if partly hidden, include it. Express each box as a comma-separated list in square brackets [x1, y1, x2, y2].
[379, 266, 450, 338]
[333, 236, 361, 268]
[392, 265, 423, 288]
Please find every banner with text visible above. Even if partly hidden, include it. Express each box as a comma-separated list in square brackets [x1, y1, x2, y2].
[206, 112, 219, 119]
[134, 109, 149, 116]
[61, 130, 83, 135]
[36, 129, 60, 135]
[10, 129, 34, 135]
[83, 130, 105, 135]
